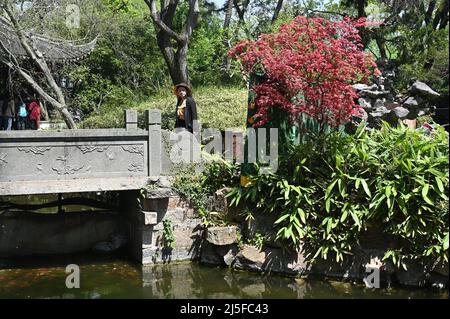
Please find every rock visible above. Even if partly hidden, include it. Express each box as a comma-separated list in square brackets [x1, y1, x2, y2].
[358, 97, 372, 109]
[373, 98, 386, 109]
[206, 225, 238, 246]
[156, 176, 173, 188]
[409, 81, 440, 98]
[370, 106, 390, 118]
[393, 106, 410, 119]
[146, 187, 176, 199]
[234, 245, 266, 271]
[200, 241, 222, 265]
[206, 187, 232, 214]
[360, 90, 390, 99]
[92, 233, 127, 253]
[215, 244, 238, 266]
[352, 84, 371, 91]
[223, 249, 237, 266]
[143, 211, 158, 225]
[417, 108, 430, 117]
[403, 96, 423, 108]
[386, 102, 401, 110]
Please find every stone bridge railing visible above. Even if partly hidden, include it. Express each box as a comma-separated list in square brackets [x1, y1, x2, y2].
[0, 110, 172, 196]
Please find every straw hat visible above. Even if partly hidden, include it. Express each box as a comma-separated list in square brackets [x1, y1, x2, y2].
[173, 83, 193, 97]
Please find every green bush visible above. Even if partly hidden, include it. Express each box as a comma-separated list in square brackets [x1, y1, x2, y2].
[171, 153, 240, 227]
[228, 122, 449, 268]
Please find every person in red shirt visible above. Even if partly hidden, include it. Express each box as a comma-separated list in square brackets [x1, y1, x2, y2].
[28, 99, 41, 130]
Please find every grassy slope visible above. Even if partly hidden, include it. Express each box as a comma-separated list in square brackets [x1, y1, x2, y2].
[81, 86, 248, 131]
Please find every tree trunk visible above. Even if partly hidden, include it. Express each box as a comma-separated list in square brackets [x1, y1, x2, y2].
[375, 29, 387, 60]
[156, 31, 189, 85]
[433, 0, 449, 30]
[224, 0, 233, 29]
[174, 42, 189, 85]
[40, 100, 49, 121]
[145, 0, 198, 86]
[424, 0, 437, 25]
[271, 0, 284, 24]
[221, 0, 234, 76]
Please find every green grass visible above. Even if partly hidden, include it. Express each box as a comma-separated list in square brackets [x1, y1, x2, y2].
[80, 86, 248, 131]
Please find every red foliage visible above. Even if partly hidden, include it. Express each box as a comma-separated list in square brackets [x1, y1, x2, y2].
[228, 16, 380, 127]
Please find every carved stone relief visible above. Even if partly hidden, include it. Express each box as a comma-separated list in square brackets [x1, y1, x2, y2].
[18, 147, 51, 155]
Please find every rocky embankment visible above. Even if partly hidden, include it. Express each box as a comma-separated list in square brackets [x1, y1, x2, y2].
[198, 188, 449, 290]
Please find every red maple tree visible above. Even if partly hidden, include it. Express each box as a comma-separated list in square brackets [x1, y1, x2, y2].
[228, 16, 380, 128]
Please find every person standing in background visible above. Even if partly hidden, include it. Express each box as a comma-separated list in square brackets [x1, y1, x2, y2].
[16, 99, 28, 130]
[173, 83, 198, 133]
[28, 98, 41, 130]
[2, 96, 15, 130]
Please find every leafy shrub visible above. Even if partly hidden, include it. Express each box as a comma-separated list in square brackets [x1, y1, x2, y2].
[171, 153, 240, 227]
[162, 218, 175, 249]
[228, 122, 449, 268]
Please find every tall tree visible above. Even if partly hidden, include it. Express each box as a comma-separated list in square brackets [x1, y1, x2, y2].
[144, 0, 200, 85]
[0, 0, 79, 128]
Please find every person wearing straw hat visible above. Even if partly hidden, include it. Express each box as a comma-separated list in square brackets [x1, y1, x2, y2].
[173, 83, 198, 133]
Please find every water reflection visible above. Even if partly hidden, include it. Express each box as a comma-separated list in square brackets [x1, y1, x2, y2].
[0, 260, 447, 299]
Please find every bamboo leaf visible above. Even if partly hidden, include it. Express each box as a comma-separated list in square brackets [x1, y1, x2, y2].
[444, 233, 449, 251]
[435, 176, 444, 193]
[298, 208, 306, 224]
[340, 209, 348, 222]
[360, 179, 371, 197]
[274, 214, 289, 224]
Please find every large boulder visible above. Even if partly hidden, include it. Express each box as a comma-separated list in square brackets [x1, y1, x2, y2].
[403, 96, 422, 108]
[408, 81, 440, 98]
[206, 225, 238, 246]
[392, 106, 410, 119]
[358, 97, 372, 110]
[234, 245, 266, 271]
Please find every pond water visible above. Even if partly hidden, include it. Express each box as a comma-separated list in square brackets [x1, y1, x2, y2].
[0, 256, 447, 299]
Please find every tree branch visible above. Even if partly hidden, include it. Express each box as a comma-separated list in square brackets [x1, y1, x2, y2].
[2, 2, 66, 107]
[145, 0, 185, 43]
[185, 0, 200, 40]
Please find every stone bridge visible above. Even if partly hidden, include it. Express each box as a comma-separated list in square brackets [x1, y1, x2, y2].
[0, 109, 173, 196]
[0, 109, 205, 265]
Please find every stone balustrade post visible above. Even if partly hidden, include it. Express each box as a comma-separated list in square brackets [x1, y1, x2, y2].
[146, 109, 162, 177]
[124, 109, 138, 130]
